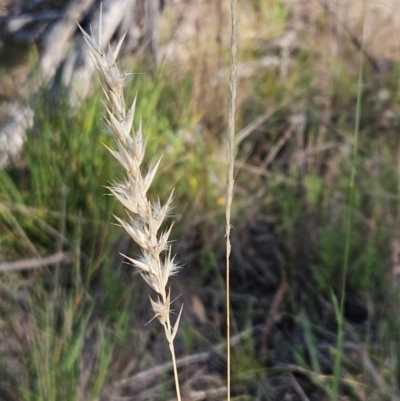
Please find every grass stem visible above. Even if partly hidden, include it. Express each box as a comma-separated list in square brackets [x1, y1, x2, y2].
[169, 339, 182, 401]
[331, 1, 366, 399]
[226, 0, 237, 400]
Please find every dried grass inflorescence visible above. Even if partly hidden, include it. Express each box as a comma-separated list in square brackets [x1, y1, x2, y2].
[78, 8, 183, 373]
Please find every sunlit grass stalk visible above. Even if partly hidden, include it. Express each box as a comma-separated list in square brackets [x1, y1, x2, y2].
[78, 8, 182, 401]
[226, 1, 237, 400]
[331, 1, 366, 399]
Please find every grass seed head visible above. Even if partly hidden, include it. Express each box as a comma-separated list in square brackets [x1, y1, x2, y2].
[79, 12, 181, 331]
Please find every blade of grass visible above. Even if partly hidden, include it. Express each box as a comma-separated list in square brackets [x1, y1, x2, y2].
[0, 169, 25, 204]
[301, 310, 321, 374]
[331, 1, 366, 399]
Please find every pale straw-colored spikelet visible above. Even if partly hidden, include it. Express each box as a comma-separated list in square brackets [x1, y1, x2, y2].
[78, 10, 183, 389]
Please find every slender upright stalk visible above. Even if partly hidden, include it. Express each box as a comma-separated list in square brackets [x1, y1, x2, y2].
[169, 341, 181, 401]
[331, 1, 365, 400]
[79, 7, 182, 401]
[226, 1, 237, 400]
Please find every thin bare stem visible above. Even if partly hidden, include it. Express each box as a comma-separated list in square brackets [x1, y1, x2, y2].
[169, 340, 182, 401]
[226, 0, 237, 400]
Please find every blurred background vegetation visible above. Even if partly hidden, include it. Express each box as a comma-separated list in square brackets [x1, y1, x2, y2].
[1, 0, 400, 400]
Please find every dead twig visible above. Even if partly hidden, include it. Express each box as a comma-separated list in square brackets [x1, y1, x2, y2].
[261, 125, 295, 169]
[288, 373, 311, 401]
[115, 325, 261, 391]
[260, 268, 287, 361]
[234, 88, 309, 146]
[0, 252, 73, 272]
[317, 0, 382, 73]
[187, 386, 227, 401]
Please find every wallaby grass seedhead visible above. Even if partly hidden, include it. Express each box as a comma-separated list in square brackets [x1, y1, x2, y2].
[79, 6, 182, 400]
